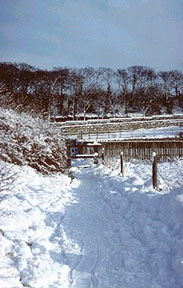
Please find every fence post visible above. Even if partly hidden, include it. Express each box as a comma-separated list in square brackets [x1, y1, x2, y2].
[120, 152, 124, 176]
[94, 152, 99, 164]
[152, 152, 158, 189]
[67, 146, 71, 168]
[101, 148, 105, 161]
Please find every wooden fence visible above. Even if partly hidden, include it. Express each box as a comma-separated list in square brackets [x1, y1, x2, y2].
[101, 138, 183, 160]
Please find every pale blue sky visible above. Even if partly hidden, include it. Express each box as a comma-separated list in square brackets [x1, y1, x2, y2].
[0, 0, 182, 70]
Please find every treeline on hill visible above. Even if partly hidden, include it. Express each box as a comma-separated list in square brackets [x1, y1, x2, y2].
[0, 62, 183, 120]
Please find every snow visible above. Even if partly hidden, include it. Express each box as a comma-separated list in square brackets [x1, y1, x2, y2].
[63, 126, 183, 141]
[55, 113, 183, 127]
[0, 159, 183, 288]
[0, 107, 66, 174]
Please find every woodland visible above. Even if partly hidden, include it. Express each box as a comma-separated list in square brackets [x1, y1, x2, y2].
[0, 62, 183, 119]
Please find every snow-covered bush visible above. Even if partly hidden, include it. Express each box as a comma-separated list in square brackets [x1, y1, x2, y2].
[0, 162, 17, 193]
[0, 107, 67, 174]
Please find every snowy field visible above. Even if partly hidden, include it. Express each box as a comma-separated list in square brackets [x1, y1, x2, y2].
[62, 126, 183, 141]
[0, 159, 183, 288]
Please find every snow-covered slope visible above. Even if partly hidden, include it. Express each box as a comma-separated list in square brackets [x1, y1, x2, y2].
[0, 108, 66, 174]
[0, 159, 183, 288]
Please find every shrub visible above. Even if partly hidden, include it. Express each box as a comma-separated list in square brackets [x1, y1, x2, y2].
[0, 107, 67, 174]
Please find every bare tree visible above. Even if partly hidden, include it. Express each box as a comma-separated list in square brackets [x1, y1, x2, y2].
[98, 67, 115, 115]
[68, 69, 84, 120]
[77, 67, 102, 120]
[116, 69, 130, 114]
[169, 70, 183, 97]
[1, 61, 183, 118]
[158, 71, 175, 113]
[51, 68, 69, 116]
[93, 88, 107, 119]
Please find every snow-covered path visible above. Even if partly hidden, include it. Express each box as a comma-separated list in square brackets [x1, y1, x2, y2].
[0, 160, 183, 288]
[60, 161, 183, 288]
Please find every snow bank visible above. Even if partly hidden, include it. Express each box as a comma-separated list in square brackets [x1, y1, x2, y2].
[0, 161, 79, 287]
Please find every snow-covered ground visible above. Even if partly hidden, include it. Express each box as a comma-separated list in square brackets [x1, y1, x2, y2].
[63, 126, 183, 141]
[0, 159, 183, 288]
[56, 113, 183, 127]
